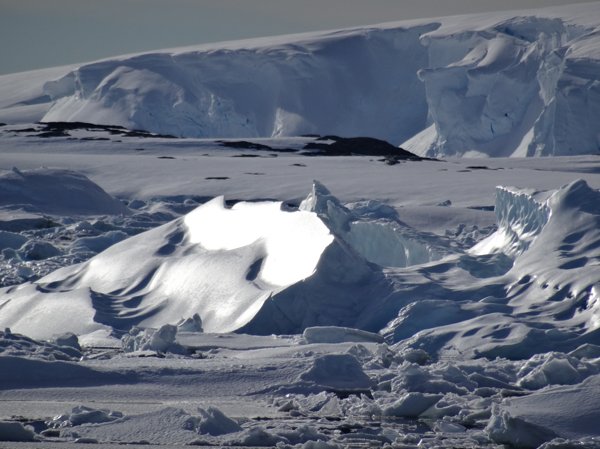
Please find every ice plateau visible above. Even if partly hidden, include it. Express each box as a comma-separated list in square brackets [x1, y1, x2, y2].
[1, 3, 599, 158]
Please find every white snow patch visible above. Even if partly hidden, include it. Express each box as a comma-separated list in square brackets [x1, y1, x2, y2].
[185, 196, 333, 287]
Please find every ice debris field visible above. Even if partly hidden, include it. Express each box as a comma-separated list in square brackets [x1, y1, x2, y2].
[1, 3, 600, 449]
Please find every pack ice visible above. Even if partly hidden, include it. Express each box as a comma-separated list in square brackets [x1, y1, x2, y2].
[1, 3, 599, 158]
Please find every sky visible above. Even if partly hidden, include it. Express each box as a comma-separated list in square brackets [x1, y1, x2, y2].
[0, 0, 597, 75]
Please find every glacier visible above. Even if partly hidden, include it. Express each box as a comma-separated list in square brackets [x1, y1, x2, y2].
[1, 3, 599, 157]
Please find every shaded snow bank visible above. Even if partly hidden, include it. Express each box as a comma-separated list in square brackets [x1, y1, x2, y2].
[488, 374, 600, 447]
[0, 167, 128, 217]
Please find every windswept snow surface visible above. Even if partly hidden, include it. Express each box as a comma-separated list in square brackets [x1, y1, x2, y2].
[1, 3, 600, 157]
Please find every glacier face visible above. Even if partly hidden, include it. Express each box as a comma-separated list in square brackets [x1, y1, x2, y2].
[0, 4, 587, 157]
[41, 24, 434, 144]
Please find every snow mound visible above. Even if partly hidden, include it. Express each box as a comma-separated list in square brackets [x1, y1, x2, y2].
[47, 405, 124, 428]
[0, 183, 395, 339]
[0, 167, 128, 216]
[2, 4, 599, 156]
[193, 406, 242, 436]
[59, 407, 202, 445]
[0, 421, 36, 442]
[298, 354, 373, 391]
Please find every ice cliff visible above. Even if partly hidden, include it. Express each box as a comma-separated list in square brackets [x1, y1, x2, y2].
[1, 3, 599, 157]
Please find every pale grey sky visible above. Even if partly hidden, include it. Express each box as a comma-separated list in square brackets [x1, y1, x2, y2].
[0, 0, 596, 75]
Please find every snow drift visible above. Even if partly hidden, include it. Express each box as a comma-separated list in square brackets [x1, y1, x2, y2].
[1, 3, 599, 157]
[0, 183, 403, 338]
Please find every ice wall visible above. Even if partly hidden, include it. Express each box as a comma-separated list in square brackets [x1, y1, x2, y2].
[2, 5, 599, 156]
[412, 15, 600, 157]
[41, 25, 434, 144]
[471, 185, 550, 257]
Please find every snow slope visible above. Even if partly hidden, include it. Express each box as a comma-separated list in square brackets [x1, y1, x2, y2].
[382, 179, 600, 360]
[1, 3, 599, 157]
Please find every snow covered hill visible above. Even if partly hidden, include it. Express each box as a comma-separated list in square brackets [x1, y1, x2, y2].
[1, 3, 599, 157]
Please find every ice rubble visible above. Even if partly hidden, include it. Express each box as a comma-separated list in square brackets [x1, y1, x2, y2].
[1, 326, 600, 447]
[51, 404, 338, 447]
[1, 4, 599, 157]
[0, 328, 81, 361]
